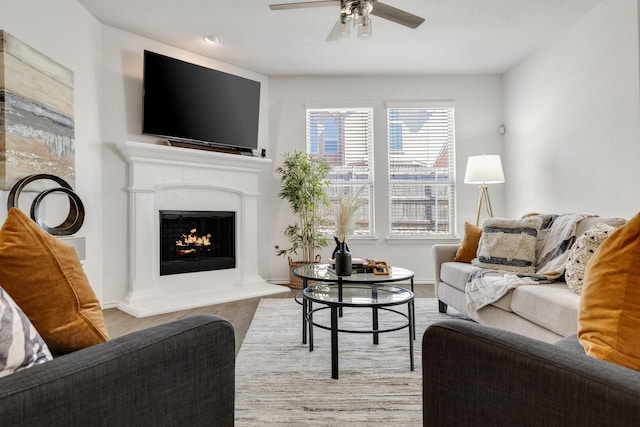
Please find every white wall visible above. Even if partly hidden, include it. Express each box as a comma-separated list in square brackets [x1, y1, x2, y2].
[267, 75, 504, 283]
[0, 0, 272, 307]
[503, 0, 640, 219]
[98, 26, 271, 305]
[0, 0, 105, 298]
[7, 0, 633, 304]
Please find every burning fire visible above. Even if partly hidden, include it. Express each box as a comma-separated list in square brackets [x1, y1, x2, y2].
[175, 228, 212, 255]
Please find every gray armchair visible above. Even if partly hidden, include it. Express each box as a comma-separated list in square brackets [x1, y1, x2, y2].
[0, 315, 235, 427]
[422, 320, 640, 427]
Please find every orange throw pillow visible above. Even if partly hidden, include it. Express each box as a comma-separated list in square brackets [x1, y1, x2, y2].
[453, 222, 482, 263]
[0, 208, 109, 353]
[578, 212, 640, 370]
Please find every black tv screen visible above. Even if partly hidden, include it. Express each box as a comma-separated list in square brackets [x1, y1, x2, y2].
[142, 50, 260, 152]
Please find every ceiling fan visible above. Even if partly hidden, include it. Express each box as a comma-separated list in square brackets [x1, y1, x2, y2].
[269, 0, 425, 41]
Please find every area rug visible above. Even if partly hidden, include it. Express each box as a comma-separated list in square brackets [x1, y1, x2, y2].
[235, 297, 455, 426]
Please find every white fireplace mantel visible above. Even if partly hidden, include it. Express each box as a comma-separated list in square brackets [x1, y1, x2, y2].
[116, 141, 288, 317]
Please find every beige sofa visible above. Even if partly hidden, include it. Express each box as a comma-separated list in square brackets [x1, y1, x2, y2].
[432, 216, 627, 343]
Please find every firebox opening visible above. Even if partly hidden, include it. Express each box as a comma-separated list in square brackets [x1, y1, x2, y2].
[159, 210, 235, 276]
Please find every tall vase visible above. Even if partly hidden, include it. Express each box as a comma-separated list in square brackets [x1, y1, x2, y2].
[334, 241, 352, 276]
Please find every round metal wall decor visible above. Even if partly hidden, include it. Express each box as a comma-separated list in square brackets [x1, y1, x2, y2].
[7, 174, 85, 236]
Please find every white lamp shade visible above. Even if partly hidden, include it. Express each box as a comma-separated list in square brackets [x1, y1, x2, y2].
[464, 155, 505, 184]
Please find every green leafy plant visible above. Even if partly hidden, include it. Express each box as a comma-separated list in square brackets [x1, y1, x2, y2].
[276, 151, 331, 263]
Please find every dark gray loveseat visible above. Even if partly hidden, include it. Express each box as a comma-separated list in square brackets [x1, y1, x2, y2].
[422, 320, 640, 427]
[0, 315, 235, 427]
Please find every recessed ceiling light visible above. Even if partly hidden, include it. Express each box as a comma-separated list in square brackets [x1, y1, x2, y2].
[203, 35, 224, 45]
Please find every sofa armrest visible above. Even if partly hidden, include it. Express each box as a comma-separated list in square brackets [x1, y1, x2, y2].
[431, 244, 459, 285]
[0, 315, 235, 427]
[422, 320, 640, 427]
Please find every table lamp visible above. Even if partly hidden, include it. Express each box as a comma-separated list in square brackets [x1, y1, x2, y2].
[464, 155, 505, 226]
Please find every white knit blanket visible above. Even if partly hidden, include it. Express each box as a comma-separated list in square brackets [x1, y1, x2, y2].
[465, 213, 594, 313]
[535, 213, 595, 277]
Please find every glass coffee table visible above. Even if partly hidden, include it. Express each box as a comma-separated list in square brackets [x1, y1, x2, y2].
[302, 283, 414, 379]
[293, 264, 416, 378]
[293, 264, 416, 345]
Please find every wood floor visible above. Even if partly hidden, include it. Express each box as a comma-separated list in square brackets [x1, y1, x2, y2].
[103, 284, 435, 354]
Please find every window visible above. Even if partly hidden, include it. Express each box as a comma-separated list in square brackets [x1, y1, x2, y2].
[307, 107, 374, 237]
[387, 103, 456, 236]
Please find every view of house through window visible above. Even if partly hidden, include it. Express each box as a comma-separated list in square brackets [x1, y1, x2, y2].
[387, 103, 456, 235]
[307, 107, 374, 237]
[307, 103, 456, 239]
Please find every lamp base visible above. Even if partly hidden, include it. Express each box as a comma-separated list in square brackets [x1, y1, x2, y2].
[475, 184, 495, 226]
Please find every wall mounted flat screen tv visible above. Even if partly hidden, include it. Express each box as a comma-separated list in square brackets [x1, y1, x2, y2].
[142, 50, 260, 153]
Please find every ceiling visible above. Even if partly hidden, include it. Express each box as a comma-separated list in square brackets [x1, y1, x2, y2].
[77, 0, 603, 76]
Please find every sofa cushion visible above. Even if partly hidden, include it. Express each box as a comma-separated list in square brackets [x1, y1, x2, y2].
[440, 262, 513, 312]
[573, 216, 627, 238]
[472, 216, 542, 274]
[511, 283, 580, 337]
[565, 223, 617, 295]
[440, 262, 480, 292]
[579, 212, 640, 371]
[488, 291, 514, 312]
[0, 286, 52, 377]
[453, 222, 482, 263]
[0, 208, 110, 354]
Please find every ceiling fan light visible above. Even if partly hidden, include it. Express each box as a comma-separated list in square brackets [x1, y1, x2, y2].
[353, 1, 371, 27]
[339, 14, 351, 36]
[357, 19, 372, 39]
[340, 22, 351, 36]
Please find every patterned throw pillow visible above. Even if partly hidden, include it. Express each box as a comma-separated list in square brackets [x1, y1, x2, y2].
[472, 217, 543, 274]
[0, 286, 52, 378]
[566, 223, 617, 295]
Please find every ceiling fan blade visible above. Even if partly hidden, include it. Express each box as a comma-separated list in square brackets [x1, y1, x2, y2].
[269, 0, 338, 10]
[370, 1, 425, 29]
[326, 19, 343, 41]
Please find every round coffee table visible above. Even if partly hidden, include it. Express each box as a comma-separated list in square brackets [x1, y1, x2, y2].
[302, 283, 414, 379]
[293, 264, 416, 344]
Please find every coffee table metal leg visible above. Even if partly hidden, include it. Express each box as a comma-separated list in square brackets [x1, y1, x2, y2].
[331, 305, 339, 379]
[309, 300, 314, 352]
[410, 278, 416, 340]
[302, 279, 308, 344]
[409, 300, 415, 371]
[372, 307, 379, 344]
[302, 298, 307, 345]
[338, 280, 343, 317]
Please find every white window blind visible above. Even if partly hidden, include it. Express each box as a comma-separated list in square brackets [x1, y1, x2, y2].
[387, 104, 456, 236]
[307, 107, 374, 237]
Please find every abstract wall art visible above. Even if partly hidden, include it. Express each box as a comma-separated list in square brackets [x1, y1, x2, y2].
[0, 30, 74, 190]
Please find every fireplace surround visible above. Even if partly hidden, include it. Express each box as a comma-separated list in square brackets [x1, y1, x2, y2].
[116, 141, 288, 317]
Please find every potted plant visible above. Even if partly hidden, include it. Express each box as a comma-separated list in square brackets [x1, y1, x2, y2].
[333, 186, 365, 276]
[275, 151, 331, 288]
